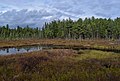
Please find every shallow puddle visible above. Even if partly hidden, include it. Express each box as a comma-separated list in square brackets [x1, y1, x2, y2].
[0, 45, 52, 55]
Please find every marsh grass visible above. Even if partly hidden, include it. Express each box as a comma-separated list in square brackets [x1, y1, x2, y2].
[74, 50, 120, 60]
[0, 49, 120, 81]
[0, 39, 120, 51]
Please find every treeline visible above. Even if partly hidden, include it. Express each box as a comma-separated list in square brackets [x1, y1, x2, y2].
[43, 17, 120, 39]
[0, 25, 42, 39]
[0, 17, 120, 39]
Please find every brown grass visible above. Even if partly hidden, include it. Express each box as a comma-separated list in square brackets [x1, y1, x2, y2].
[0, 39, 119, 48]
[0, 39, 120, 81]
[0, 39, 120, 54]
[0, 49, 120, 81]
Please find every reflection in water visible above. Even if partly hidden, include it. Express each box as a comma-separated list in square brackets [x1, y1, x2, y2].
[0, 45, 50, 55]
[6, 48, 9, 53]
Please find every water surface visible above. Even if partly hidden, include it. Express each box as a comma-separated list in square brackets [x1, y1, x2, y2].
[0, 45, 51, 55]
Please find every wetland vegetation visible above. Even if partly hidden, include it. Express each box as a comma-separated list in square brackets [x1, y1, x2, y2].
[0, 39, 120, 81]
[0, 48, 120, 81]
[0, 17, 120, 81]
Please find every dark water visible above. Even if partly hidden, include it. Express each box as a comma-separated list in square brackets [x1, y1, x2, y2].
[0, 45, 51, 55]
[0, 45, 120, 55]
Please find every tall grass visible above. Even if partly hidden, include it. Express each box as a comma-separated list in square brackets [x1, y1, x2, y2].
[0, 49, 120, 81]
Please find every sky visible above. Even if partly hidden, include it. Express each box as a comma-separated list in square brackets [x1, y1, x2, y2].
[0, 0, 120, 28]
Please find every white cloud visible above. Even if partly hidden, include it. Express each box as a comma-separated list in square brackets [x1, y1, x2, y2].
[42, 16, 53, 20]
[0, 0, 120, 27]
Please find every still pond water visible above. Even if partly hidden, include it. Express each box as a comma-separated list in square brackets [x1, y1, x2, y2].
[0, 45, 52, 55]
[0, 45, 119, 55]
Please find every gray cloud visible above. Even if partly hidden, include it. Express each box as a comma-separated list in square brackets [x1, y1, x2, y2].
[0, 9, 81, 28]
[0, 9, 52, 27]
[0, 0, 120, 28]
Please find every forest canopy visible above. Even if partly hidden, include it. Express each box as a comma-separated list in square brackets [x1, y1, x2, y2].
[0, 17, 120, 39]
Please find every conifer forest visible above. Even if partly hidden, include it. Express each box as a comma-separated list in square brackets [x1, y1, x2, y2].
[0, 17, 120, 40]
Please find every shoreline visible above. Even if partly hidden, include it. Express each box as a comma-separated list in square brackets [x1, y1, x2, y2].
[0, 39, 120, 54]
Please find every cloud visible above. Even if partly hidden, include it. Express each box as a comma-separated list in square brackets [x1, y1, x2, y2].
[0, 0, 120, 28]
[0, 9, 80, 28]
[0, 9, 52, 27]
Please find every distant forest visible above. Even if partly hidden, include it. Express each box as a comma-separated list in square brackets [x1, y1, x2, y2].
[0, 17, 120, 39]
